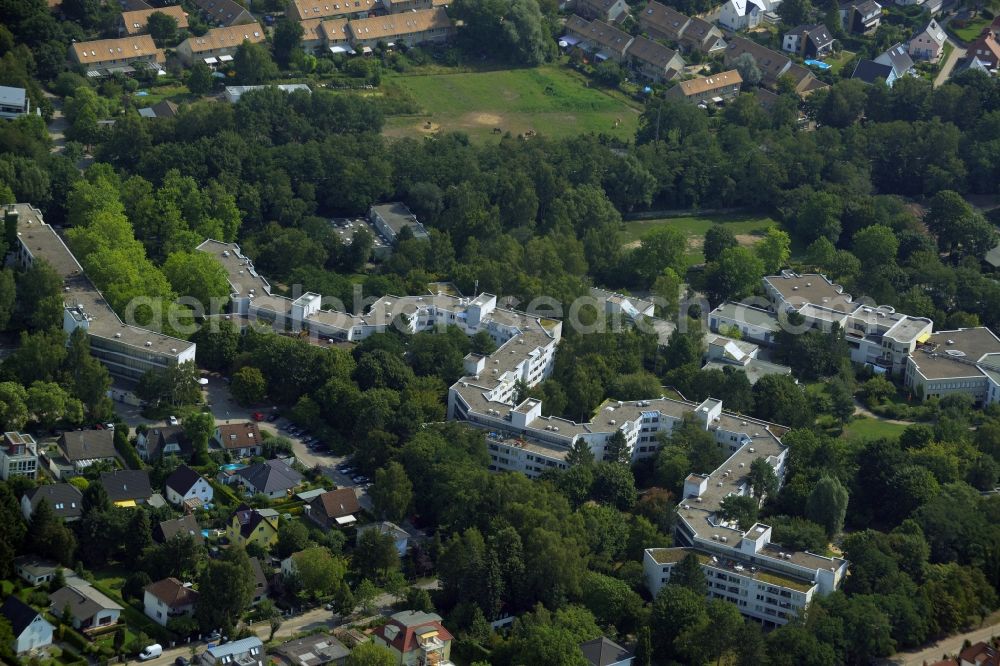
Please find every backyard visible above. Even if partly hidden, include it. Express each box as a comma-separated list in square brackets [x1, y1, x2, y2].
[620, 213, 779, 265]
[380, 65, 642, 141]
[949, 15, 992, 42]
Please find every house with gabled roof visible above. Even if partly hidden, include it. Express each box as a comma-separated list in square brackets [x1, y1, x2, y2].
[227, 505, 280, 549]
[287, 0, 374, 22]
[719, 0, 767, 31]
[852, 59, 895, 85]
[346, 7, 454, 49]
[679, 16, 726, 54]
[580, 636, 633, 666]
[119, 5, 188, 36]
[235, 459, 303, 499]
[372, 611, 454, 666]
[57, 430, 116, 475]
[967, 29, 1000, 69]
[49, 581, 123, 630]
[155, 514, 205, 545]
[189, 0, 255, 26]
[570, 16, 635, 62]
[626, 36, 685, 82]
[1, 596, 54, 654]
[576, 0, 630, 23]
[99, 470, 152, 506]
[665, 69, 742, 104]
[839, 0, 881, 34]
[21, 483, 83, 523]
[136, 425, 191, 462]
[212, 421, 263, 458]
[14, 556, 61, 587]
[165, 464, 213, 507]
[307, 488, 361, 529]
[640, 1, 690, 42]
[724, 36, 826, 96]
[909, 19, 946, 61]
[874, 42, 915, 82]
[143, 577, 198, 626]
[68, 35, 165, 73]
[175, 23, 265, 66]
[782, 24, 834, 58]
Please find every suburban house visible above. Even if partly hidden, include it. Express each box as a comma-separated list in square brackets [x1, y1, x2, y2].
[960, 642, 999, 666]
[299, 18, 325, 49]
[679, 17, 727, 53]
[307, 488, 361, 529]
[136, 425, 191, 462]
[838, 0, 881, 34]
[286, 0, 374, 22]
[201, 637, 266, 666]
[175, 23, 265, 66]
[640, 1, 691, 43]
[967, 28, 1000, 69]
[99, 470, 153, 507]
[155, 514, 205, 545]
[273, 634, 350, 666]
[0, 86, 31, 120]
[626, 36, 686, 82]
[908, 19, 946, 60]
[57, 430, 116, 476]
[904, 327, 1000, 405]
[49, 581, 123, 630]
[851, 58, 895, 84]
[580, 636, 633, 666]
[567, 16, 635, 62]
[357, 521, 411, 556]
[138, 100, 179, 119]
[14, 556, 61, 587]
[189, 0, 256, 26]
[234, 459, 304, 499]
[212, 422, 263, 458]
[227, 505, 280, 549]
[68, 35, 165, 73]
[724, 37, 826, 95]
[719, 0, 767, 31]
[346, 8, 455, 50]
[321, 18, 351, 49]
[165, 465, 214, 508]
[665, 69, 742, 104]
[782, 24, 834, 58]
[873, 42, 915, 81]
[371, 611, 454, 666]
[119, 5, 188, 36]
[1, 596, 54, 654]
[575, 0, 630, 23]
[143, 577, 198, 627]
[0, 432, 37, 481]
[21, 484, 83, 523]
[249, 556, 270, 604]
[369, 203, 429, 245]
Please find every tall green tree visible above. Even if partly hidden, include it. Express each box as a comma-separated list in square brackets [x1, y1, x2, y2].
[370, 462, 413, 523]
[748, 457, 778, 499]
[272, 18, 304, 68]
[233, 41, 278, 85]
[807, 475, 849, 538]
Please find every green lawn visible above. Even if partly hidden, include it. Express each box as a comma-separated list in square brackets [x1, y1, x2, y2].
[842, 417, 909, 441]
[621, 213, 779, 265]
[950, 16, 991, 42]
[381, 65, 641, 141]
[825, 50, 856, 76]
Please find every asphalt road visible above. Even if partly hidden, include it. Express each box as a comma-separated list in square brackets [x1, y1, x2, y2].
[889, 620, 1000, 665]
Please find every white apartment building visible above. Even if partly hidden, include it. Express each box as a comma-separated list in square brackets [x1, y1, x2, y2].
[11, 204, 196, 380]
[0, 432, 38, 481]
[759, 271, 933, 375]
[904, 328, 1000, 405]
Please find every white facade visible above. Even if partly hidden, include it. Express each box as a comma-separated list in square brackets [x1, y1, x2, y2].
[12, 614, 54, 654]
[719, 0, 764, 31]
[0, 432, 37, 481]
[165, 477, 213, 506]
[0, 86, 30, 120]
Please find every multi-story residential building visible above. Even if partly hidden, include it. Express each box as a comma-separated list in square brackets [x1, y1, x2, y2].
[68, 35, 164, 74]
[371, 611, 454, 666]
[565, 16, 635, 62]
[227, 506, 280, 549]
[0, 432, 37, 481]
[11, 204, 195, 381]
[189, 0, 256, 27]
[640, 1, 691, 43]
[762, 271, 933, 375]
[346, 7, 454, 50]
[719, 0, 768, 31]
[782, 24, 834, 58]
[664, 69, 742, 104]
[286, 0, 374, 22]
[904, 328, 1000, 405]
[212, 422, 263, 458]
[119, 5, 188, 36]
[0, 86, 31, 120]
[369, 202, 429, 245]
[909, 19, 947, 60]
[175, 23, 265, 66]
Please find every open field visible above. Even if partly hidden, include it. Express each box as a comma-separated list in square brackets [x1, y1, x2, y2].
[842, 417, 909, 440]
[381, 66, 641, 141]
[621, 213, 779, 265]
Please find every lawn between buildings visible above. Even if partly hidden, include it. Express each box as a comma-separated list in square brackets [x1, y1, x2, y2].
[380, 65, 642, 142]
[620, 213, 779, 265]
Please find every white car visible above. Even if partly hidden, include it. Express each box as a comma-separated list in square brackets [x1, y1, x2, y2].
[168, 415, 178, 426]
[138, 644, 162, 661]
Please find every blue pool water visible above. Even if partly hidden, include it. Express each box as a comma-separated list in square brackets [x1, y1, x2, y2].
[220, 463, 245, 472]
[805, 59, 831, 70]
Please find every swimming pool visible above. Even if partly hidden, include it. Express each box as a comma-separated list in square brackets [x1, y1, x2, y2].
[220, 463, 245, 472]
[805, 59, 831, 70]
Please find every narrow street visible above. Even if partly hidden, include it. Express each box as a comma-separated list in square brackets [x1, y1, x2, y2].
[890, 618, 1000, 665]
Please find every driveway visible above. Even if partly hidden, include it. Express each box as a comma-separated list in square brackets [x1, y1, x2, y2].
[934, 40, 966, 86]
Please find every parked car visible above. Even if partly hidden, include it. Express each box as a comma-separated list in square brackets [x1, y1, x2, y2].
[352, 475, 366, 484]
[168, 415, 178, 426]
[252, 412, 265, 422]
[138, 644, 162, 661]
[175, 658, 190, 666]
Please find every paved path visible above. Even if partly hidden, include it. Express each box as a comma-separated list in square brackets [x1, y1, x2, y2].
[934, 39, 966, 87]
[889, 620, 1000, 665]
